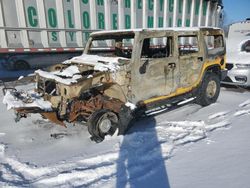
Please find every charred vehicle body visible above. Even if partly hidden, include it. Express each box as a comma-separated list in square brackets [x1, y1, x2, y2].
[3, 28, 227, 142]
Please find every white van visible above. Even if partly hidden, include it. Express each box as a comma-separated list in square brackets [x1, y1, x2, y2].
[222, 20, 250, 86]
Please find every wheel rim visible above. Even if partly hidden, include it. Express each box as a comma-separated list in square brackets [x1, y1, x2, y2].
[99, 118, 112, 133]
[97, 112, 118, 134]
[206, 80, 217, 98]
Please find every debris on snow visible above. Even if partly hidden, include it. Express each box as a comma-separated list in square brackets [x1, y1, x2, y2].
[3, 90, 52, 111]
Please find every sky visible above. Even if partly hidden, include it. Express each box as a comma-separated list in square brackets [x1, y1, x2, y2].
[223, 0, 250, 24]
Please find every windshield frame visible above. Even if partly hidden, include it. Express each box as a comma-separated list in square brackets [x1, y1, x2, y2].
[83, 33, 135, 59]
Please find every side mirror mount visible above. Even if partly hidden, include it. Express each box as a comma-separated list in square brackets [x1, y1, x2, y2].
[139, 59, 149, 74]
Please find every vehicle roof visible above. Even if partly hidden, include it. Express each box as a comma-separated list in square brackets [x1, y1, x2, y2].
[229, 20, 250, 26]
[90, 27, 222, 37]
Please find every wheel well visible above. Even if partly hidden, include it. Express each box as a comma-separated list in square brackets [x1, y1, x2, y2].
[204, 65, 221, 80]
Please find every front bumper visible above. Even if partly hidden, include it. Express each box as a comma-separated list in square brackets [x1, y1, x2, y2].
[221, 64, 250, 86]
[3, 89, 52, 111]
[221, 69, 228, 81]
[2, 87, 66, 127]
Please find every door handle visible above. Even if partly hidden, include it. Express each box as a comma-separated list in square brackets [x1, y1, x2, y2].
[198, 57, 203, 61]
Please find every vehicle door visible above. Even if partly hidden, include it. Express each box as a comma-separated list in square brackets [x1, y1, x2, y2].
[178, 33, 204, 88]
[131, 33, 179, 102]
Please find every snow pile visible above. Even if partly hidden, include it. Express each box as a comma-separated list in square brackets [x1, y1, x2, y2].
[67, 54, 128, 72]
[208, 111, 230, 120]
[239, 99, 250, 107]
[53, 65, 80, 77]
[234, 109, 250, 116]
[3, 90, 52, 111]
[35, 69, 82, 85]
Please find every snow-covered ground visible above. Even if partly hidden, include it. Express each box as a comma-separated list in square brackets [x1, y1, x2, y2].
[0, 81, 250, 188]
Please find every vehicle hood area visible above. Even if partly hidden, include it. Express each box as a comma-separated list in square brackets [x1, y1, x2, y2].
[66, 54, 128, 72]
[2, 54, 129, 112]
[35, 54, 128, 85]
[227, 51, 250, 64]
[35, 66, 83, 85]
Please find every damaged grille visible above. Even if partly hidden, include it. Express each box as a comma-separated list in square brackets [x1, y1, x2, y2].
[37, 78, 57, 96]
[37, 78, 45, 92]
[223, 76, 233, 83]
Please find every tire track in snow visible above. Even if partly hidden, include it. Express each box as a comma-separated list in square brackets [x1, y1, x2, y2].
[208, 111, 230, 120]
[2, 99, 250, 187]
[0, 119, 231, 187]
[0, 153, 119, 186]
[13, 121, 228, 186]
[234, 109, 250, 117]
[208, 99, 250, 119]
[233, 99, 250, 117]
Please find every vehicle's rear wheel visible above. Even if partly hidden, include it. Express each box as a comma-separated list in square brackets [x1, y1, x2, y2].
[196, 72, 220, 106]
[14, 60, 30, 70]
[87, 109, 118, 143]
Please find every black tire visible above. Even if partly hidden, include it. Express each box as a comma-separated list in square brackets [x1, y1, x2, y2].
[117, 105, 134, 135]
[14, 60, 30, 70]
[196, 72, 220, 106]
[87, 109, 118, 143]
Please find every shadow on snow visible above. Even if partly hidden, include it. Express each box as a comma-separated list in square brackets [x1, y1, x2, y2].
[116, 116, 171, 188]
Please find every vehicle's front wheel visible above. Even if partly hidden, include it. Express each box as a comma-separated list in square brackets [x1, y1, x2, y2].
[87, 109, 118, 143]
[196, 72, 220, 106]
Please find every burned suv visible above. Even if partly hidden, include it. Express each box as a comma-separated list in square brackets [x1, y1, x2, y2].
[3, 28, 227, 142]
